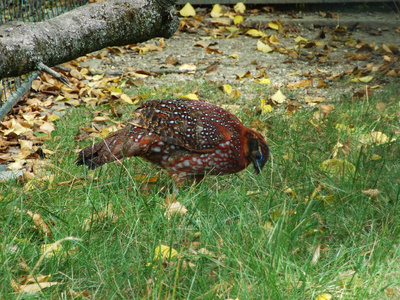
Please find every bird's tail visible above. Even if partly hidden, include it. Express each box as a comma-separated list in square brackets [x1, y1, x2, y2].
[76, 126, 134, 169]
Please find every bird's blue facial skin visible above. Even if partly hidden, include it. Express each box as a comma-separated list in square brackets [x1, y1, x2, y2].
[256, 151, 263, 166]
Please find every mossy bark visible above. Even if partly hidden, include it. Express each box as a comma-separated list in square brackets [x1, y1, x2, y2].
[0, 0, 178, 79]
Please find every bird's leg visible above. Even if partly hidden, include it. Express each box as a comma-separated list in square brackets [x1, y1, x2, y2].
[171, 173, 187, 195]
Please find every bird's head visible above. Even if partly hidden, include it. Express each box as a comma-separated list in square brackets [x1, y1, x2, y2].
[244, 129, 269, 174]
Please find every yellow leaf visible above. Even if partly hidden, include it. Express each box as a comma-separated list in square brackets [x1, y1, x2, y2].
[358, 75, 374, 83]
[260, 99, 272, 113]
[315, 294, 332, 300]
[109, 87, 122, 93]
[120, 93, 134, 104]
[268, 33, 281, 45]
[180, 3, 196, 17]
[370, 154, 381, 161]
[41, 243, 63, 258]
[359, 131, 390, 145]
[268, 21, 281, 30]
[47, 115, 59, 122]
[319, 158, 356, 179]
[246, 189, 260, 195]
[222, 84, 232, 95]
[257, 40, 273, 53]
[92, 74, 104, 81]
[135, 173, 159, 183]
[246, 29, 264, 37]
[230, 88, 241, 99]
[233, 15, 244, 25]
[256, 78, 271, 85]
[271, 89, 287, 104]
[181, 93, 199, 100]
[335, 123, 353, 133]
[295, 36, 308, 43]
[154, 245, 178, 261]
[210, 4, 222, 18]
[234, 2, 246, 14]
[229, 51, 239, 59]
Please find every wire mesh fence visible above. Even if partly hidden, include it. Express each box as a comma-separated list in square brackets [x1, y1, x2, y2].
[0, 0, 88, 120]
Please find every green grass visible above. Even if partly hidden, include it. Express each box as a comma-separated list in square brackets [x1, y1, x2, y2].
[1, 81, 400, 299]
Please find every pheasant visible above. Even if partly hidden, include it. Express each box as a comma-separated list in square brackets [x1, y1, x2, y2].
[76, 99, 269, 184]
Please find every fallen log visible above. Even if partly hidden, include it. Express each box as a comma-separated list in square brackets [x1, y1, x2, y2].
[0, 0, 179, 80]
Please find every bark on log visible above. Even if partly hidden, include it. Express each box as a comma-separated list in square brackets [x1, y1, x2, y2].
[0, 0, 179, 79]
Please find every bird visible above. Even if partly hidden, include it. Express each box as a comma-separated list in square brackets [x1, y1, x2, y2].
[76, 99, 269, 185]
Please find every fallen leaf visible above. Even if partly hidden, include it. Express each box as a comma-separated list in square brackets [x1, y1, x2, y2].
[234, 2, 246, 14]
[134, 173, 159, 183]
[270, 89, 287, 104]
[26, 210, 52, 236]
[362, 189, 381, 199]
[255, 78, 271, 85]
[15, 281, 60, 294]
[230, 88, 241, 99]
[304, 96, 325, 105]
[268, 21, 281, 30]
[311, 243, 321, 264]
[82, 203, 117, 231]
[287, 78, 313, 89]
[179, 64, 197, 72]
[153, 245, 178, 262]
[222, 84, 232, 95]
[41, 243, 63, 258]
[319, 158, 356, 179]
[260, 99, 272, 113]
[180, 3, 196, 17]
[165, 201, 188, 219]
[233, 15, 244, 25]
[246, 29, 265, 38]
[229, 51, 239, 59]
[257, 40, 273, 53]
[210, 4, 222, 18]
[359, 131, 390, 145]
[315, 294, 332, 300]
[295, 36, 308, 44]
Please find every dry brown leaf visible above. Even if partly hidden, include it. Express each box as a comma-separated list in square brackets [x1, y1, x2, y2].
[287, 78, 313, 89]
[26, 210, 52, 237]
[135, 173, 159, 183]
[362, 189, 381, 199]
[344, 53, 371, 61]
[82, 203, 118, 231]
[14, 281, 60, 294]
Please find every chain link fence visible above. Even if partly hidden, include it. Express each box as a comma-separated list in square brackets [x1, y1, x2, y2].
[0, 0, 88, 120]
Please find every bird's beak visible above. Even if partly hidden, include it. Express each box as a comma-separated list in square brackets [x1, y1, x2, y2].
[252, 158, 261, 174]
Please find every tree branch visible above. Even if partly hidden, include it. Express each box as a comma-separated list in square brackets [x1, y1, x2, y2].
[0, 0, 179, 80]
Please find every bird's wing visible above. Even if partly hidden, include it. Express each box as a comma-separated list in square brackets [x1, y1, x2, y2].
[129, 99, 239, 152]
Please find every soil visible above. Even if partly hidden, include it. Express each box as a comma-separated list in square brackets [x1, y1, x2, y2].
[81, 7, 400, 101]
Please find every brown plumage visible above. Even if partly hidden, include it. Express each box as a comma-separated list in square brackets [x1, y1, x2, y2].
[76, 99, 269, 184]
